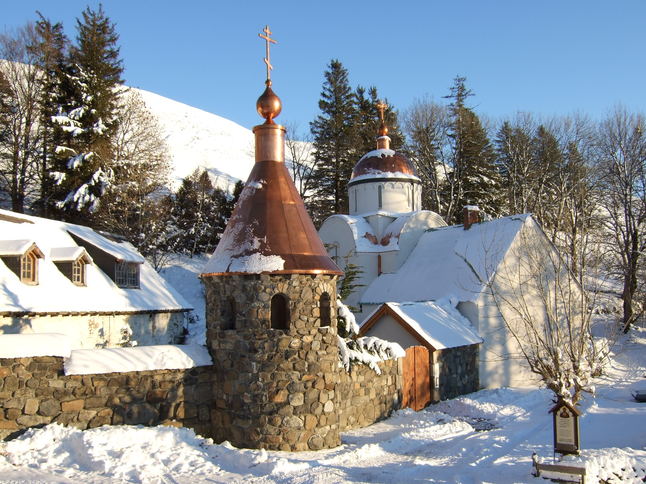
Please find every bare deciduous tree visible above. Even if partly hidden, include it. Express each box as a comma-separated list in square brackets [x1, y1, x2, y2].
[0, 24, 42, 212]
[486, 225, 611, 404]
[284, 123, 315, 200]
[596, 107, 646, 333]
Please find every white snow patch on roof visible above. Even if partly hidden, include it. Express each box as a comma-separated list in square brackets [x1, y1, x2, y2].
[361, 214, 530, 303]
[358, 148, 396, 161]
[67, 225, 144, 263]
[64, 344, 212, 375]
[49, 247, 91, 263]
[385, 300, 482, 349]
[350, 171, 420, 184]
[0, 240, 35, 256]
[0, 333, 72, 358]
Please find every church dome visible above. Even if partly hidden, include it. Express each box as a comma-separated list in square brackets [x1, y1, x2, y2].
[349, 147, 419, 185]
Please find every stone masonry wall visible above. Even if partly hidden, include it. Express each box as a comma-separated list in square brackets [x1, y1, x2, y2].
[0, 356, 216, 440]
[336, 358, 402, 431]
[203, 273, 343, 452]
[436, 344, 479, 401]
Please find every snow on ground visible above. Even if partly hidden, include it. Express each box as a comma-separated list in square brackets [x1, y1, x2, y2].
[0, 323, 644, 483]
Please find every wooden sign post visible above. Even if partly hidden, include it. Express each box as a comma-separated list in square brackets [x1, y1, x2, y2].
[549, 398, 581, 455]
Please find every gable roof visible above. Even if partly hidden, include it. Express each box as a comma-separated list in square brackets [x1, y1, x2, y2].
[360, 214, 532, 304]
[49, 247, 92, 263]
[360, 301, 482, 350]
[0, 240, 46, 259]
[0, 209, 190, 314]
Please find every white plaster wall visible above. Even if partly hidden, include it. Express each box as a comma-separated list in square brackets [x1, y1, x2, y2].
[349, 180, 420, 215]
[363, 314, 422, 349]
[0, 311, 187, 349]
[472, 219, 572, 389]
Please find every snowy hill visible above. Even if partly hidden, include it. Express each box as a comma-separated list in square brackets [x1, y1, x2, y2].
[134, 88, 256, 192]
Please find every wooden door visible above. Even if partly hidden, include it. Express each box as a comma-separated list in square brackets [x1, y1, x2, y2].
[402, 346, 431, 411]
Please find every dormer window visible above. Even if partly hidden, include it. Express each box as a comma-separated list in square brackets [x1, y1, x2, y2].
[50, 247, 92, 287]
[0, 240, 44, 285]
[115, 262, 140, 288]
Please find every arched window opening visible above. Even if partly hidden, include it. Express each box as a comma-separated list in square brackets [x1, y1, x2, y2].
[271, 293, 290, 330]
[378, 185, 383, 209]
[221, 297, 236, 330]
[320, 292, 331, 327]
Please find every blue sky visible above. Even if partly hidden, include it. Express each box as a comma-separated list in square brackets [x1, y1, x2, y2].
[3, 1, 645, 136]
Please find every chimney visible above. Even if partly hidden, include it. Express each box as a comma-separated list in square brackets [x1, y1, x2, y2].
[463, 205, 480, 230]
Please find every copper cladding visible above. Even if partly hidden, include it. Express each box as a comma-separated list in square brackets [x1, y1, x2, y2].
[202, 121, 342, 277]
[254, 123, 285, 162]
[350, 151, 419, 181]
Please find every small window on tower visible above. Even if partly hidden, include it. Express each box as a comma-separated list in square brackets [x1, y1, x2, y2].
[221, 297, 236, 330]
[271, 293, 290, 330]
[320, 292, 331, 327]
[378, 185, 383, 209]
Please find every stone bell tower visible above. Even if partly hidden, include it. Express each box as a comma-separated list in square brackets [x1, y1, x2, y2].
[200, 26, 343, 451]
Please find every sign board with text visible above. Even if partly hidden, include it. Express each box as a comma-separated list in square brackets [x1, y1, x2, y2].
[549, 398, 581, 455]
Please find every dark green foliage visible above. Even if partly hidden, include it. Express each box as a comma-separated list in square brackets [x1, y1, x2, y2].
[28, 13, 69, 216]
[444, 76, 503, 223]
[309, 59, 357, 224]
[171, 169, 233, 257]
[354, 85, 405, 156]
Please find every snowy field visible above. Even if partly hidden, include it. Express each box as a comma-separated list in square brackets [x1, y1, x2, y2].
[0, 256, 644, 483]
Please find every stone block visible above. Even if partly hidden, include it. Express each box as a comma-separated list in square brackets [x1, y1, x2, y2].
[23, 398, 39, 415]
[323, 401, 334, 413]
[283, 415, 303, 428]
[289, 392, 304, 406]
[39, 399, 61, 417]
[122, 403, 159, 425]
[16, 414, 50, 427]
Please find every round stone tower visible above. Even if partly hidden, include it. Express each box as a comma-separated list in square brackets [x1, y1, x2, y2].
[200, 27, 343, 451]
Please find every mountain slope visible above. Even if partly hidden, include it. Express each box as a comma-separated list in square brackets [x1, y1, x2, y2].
[135, 88, 256, 191]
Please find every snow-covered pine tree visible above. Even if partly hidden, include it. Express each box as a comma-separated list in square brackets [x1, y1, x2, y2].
[309, 59, 357, 225]
[49, 5, 123, 224]
[170, 169, 232, 257]
[444, 76, 504, 224]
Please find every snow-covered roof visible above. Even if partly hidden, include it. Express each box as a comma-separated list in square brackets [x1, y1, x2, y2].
[67, 225, 144, 263]
[0, 333, 72, 358]
[49, 247, 92, 263]
[362, 300, 482, 350]
[361, 214, 531, 304]
[0, 240, 40, 257]
[0, 209, 190, 314]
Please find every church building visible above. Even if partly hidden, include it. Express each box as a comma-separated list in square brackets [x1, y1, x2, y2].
[319, 108, 568, 389]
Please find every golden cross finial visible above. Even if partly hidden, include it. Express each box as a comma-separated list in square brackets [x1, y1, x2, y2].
[258, 25, 277, 84]
[376, 100, 387, 123]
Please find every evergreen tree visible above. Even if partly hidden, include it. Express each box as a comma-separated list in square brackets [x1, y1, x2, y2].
[171, 169, 232, 257]
[495, 118, 534, 215]
[444, 76, 503, 223]
[354, 86, 405, 156]
[310, 59, 356, 224]
[49, 5, 123, 224]
[28, 13, 69, 216]
[530, 124, 563, 229]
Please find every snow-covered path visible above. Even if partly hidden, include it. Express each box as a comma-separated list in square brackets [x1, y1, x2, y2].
[1, 326, 644, 483]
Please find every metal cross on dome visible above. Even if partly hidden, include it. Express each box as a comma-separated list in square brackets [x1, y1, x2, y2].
[258, 25, 277, 83]
[376, 100, 387, 122]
